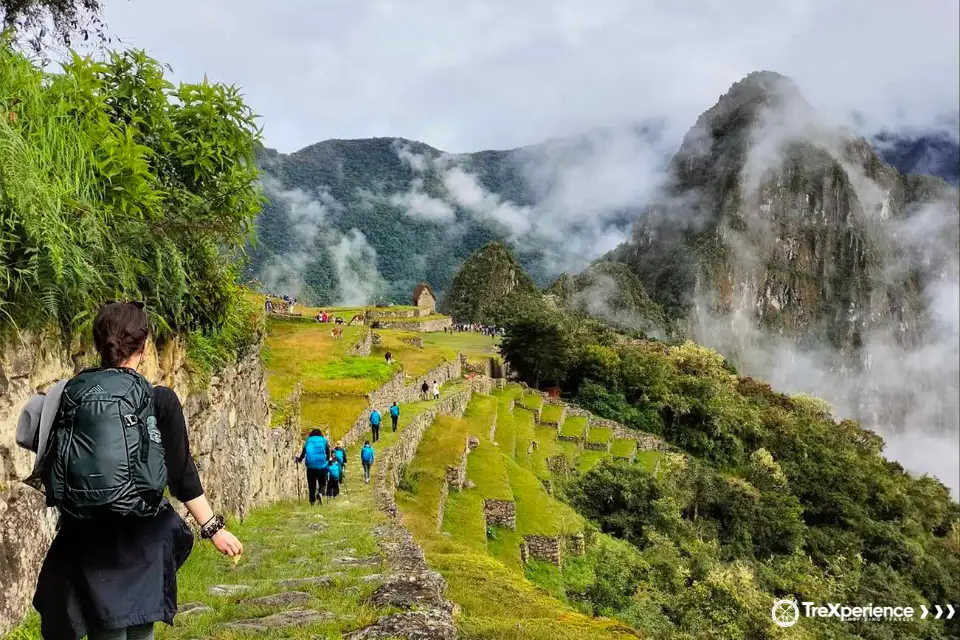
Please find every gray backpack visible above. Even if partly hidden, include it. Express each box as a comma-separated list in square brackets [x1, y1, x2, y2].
[41, 368, 168, 519]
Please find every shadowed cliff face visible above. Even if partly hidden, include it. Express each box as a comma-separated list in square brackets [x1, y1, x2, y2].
[624, 71, 960, 492]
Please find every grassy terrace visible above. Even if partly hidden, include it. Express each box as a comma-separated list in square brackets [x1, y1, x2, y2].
[506, 457, 583, 538]
[610, 439, 637, 458]
[636, 450, 664, 473]
[560, 416, 588, 438]
[539, 403, 564, 424]
[492, 389, 520, 457]
[395, 389, 637, 640]
[512, 407, 537, 468]
[518, 391, 544, 411]
[586, 427, 613, 445]
[576, 450, 609, 474]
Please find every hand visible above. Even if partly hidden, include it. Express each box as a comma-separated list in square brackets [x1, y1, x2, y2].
[211, 528, 243, 557]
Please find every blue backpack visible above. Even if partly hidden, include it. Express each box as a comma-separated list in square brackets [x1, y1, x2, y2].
[370, 410, 381, 426]
[361, 445, 374, 464]
[335, 448, 345, 464]
[328, 461, 342, 481]
[390, 405, 399, 418]
[304, 436, 328, 469]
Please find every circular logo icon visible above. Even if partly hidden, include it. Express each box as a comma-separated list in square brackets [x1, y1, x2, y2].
[772, 599, 800, 628]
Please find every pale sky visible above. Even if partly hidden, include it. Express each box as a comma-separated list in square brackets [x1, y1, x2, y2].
[99, 0, 960, 153]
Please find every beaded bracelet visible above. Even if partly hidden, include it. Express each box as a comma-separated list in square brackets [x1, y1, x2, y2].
[200, 514, 225, 539]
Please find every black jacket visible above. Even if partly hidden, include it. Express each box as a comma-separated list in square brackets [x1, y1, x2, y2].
[33, 386, 200, 639]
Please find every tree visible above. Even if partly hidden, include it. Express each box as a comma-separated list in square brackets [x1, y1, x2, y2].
[2, 0, 105, 55]
[498, 300, 572, 388]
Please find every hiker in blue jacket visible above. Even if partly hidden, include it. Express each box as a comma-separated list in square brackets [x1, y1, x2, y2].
[369, 409, 382, 443]
[326, 455, 342, 499]
[295, 429, 329, 505]
[360, 441, 375, 484]
[333, 441, 347, 482]
[389, 401, 400, 432]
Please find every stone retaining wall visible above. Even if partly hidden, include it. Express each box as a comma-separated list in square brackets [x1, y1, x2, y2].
[589, 416, 668, 451]
[483, 499, 516, 530]
[348, 328, 373, 356]
[371, 389, 473, 519]
[366, 309, 418, 319]
[583, 440, 611, 452]
[377, 318, 453, 333]
[523, 534, 564, 567]
[0, 331, 297, 635]
[566, 532, 585, 557]
[546, 455, 569, 476]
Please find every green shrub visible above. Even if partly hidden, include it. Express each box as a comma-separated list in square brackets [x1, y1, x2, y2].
[0, 44, 261, 372]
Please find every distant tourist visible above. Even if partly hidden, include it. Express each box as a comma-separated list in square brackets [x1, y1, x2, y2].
[390, 401, 400, 432]
[360, 440, 375, 484]
[326, 455, 342, 499]
[385, 351, 394, 365]
[432, 380, 440, 400]
[333, 441, 347, 482]
[369, 408, 382, 443]
[421, 381, 429, 400]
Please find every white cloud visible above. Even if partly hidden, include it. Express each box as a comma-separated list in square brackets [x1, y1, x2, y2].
[99, 0, 958, 154]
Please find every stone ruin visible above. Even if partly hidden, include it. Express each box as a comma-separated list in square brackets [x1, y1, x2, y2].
[483, 499, 516, 530]
[412, 282, 437, 316]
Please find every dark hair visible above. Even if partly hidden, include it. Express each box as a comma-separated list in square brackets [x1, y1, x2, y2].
[309, 429, 323, 437]
[93, 302, 149, 368]
[364, 440, 370, 445]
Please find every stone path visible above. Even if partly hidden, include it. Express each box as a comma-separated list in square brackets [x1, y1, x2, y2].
[157, 394, 462, 639]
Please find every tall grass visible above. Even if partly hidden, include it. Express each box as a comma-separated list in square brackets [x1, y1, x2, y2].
[0, 43, 261, 377]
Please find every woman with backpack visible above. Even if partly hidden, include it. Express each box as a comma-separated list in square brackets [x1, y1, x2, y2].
[32, 302, 243, 640]
[295, 429, 330, 505]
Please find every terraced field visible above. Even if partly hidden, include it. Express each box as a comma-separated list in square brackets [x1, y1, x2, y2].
[394, 381, 667, 639]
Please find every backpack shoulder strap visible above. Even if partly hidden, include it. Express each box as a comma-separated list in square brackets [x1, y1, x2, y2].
[28, 378, 69, 477]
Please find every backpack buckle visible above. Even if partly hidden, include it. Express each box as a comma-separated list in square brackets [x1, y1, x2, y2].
[123, 414, 139, 427]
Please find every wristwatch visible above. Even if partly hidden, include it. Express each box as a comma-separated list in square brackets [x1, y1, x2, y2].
[200, 514, 225, 539]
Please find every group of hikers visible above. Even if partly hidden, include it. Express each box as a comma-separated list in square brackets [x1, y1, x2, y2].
[294, 430, 372, 504]
[293, 399, 403, 504]
[265, 294, 298, 315]
[446, 322, 502, 336]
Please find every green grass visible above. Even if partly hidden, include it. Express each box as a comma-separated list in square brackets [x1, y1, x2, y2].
[539, 403, 564, 424]
[576, 450, 608, 474]
[505, 456, 583, 538]
[560, 416, 588, 438]
[610, 439, 637, 458]
[468, 440, 514, 501]
[493, 396, 517, 458]
[512, 407, 537, 469]
[519, 392, 544, 411]
[300, 394, 369, 440]
[586, 427, 613, 444]
[529, 426, 566, 480]
[635, 450, 664, 473]
[421, 331, 499, 359]
[442, 485, 489, 551]
[556, 439, 581, 466]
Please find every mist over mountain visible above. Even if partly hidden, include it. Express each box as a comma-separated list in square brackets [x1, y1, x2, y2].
[873, 121, 960, 186]
[616, 71, 960, 493]
[246, 122, 670, 305]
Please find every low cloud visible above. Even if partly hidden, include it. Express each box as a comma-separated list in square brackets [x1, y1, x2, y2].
[259, 176, 386, 305]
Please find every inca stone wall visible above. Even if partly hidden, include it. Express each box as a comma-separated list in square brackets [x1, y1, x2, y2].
[483, 499, 516, 530]
[378, 318, 453, 333]
[348, 328, 373, 356]
[523, 534, 564, 567]
[0, 330, 297, 636]
[583, 440, 611, 452]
